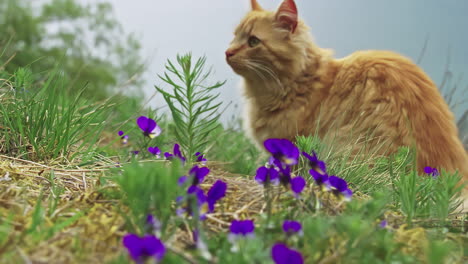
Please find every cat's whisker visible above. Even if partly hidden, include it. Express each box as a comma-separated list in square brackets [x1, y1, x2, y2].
[245, 60, 285, 93]
[243, 62, 269, 84]
[246, 62, 276, 90]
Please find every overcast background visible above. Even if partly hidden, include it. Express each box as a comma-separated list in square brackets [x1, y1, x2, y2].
[86, 0, 467, 122]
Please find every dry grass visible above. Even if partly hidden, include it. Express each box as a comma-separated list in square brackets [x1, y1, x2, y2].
[0, 155, 270, 263]
[1, 154, 467, 263]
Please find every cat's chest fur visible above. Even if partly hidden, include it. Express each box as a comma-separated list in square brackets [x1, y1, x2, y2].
[241, 76, 327, 146]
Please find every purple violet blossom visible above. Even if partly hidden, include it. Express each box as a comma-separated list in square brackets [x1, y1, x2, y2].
[118, 130, 129, 145]
[276, 162, 292, 187]
[302, 151, 326, 173]
[264, 139, 300, 166]
[148, 146, 161, 158]
[229, 219, 255, 237]
[255, 166, 279, 186]
[181, 180, 227, 219]
[132, 151, 140, 155]
[187, 185, 207, 207]
[282, 220, 303, 236]
[228, 219, 255, 252]
[271, 243, 303, 264]
[137, 116, 162, 139]
[189, 165, 210, 186]
[424, 166, 439, 178]
[195, 152, 207, 165]
[309, 169, 331, 190]
[264, 159, 305, 196]
[164, 143, 186, 163]
[206, 180, 227, 212]
[328, 176, 353, 201]
[123, 234, 166, 263]
[290, 176, 306, 197]
[181, 185, 207, 219]
[146, 214, 162, 235]
[164, 152, 173, 160]
[379, 219, 388, 229]
[267, 156, 276, 167]
[178, 176, 188, 186]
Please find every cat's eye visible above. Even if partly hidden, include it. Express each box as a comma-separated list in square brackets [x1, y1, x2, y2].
[248, 36, 261, 47]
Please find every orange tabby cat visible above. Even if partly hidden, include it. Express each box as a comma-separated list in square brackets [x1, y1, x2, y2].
[226, 0, 467, 196]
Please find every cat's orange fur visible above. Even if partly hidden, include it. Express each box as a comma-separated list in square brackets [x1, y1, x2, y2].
[226, 0, 468, 197]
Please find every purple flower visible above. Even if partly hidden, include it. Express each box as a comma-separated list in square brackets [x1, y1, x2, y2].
[184, 185, 210, 220]
[195, 152, 207, 165]
[271, 243, 303, 264]
[424, 166, 439, 178]
[132, 151, 140, 155]
[282, 220, 302, 236]
[290, 176, 306, 196]
[164, 144, 186, 163]
[379, 219, 388, 228]
[264, 139, 300, 166]
[207, 180, 227, 212]
[187, 185, 207, 206]
[328, 176, 353, 201]
[302, 151, 326, 173]
[229, 220, 255, 236]
[173, 144, 185, 160]
[118, 130, 129, 145]
[189, 165, 210, 186]
[123, 234, 166, 263]
[269, 162, 304, 195]
[267, 156, 276, 167]
[137, 116, 162, 138]
[255, 166, 279, 186]
[148, 146, 161, 158]
[178, 176, 188, 186]
[175, 195, 184, 203]
[176, 187, 204, 219]
[275, 162, 292, 186]
[146, 214, 161, 234]
[178, 172, 225, 220]
[228, 219, 255, 252]
[309, 169, 331, 190]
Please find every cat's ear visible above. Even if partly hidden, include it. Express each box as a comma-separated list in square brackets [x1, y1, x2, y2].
[251, 0, 263, 11]
[275, 0, 298, 33]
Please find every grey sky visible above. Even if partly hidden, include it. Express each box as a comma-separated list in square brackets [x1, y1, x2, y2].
[100, 0, 467, 121]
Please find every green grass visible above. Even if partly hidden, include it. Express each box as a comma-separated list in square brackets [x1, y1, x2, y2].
[0, 67, 112, 162]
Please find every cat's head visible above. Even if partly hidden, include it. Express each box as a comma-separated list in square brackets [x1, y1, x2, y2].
[226, 0, 315, 80]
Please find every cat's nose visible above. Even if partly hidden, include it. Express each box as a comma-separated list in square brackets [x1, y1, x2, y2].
[225, 49, 236, 59]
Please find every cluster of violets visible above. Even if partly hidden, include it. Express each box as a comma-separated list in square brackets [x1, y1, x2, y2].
[121, 163, 228, 264]
[118, 116, 197, 163]
[250, 138, 354, 263]
[119, 117, 445, 263]
[120, 117, 354, 263]
[176, 165, 227, 219]
[255, 138, 353, 202]
[121, 116, 226, 263]
[229, 219, 304, 264]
